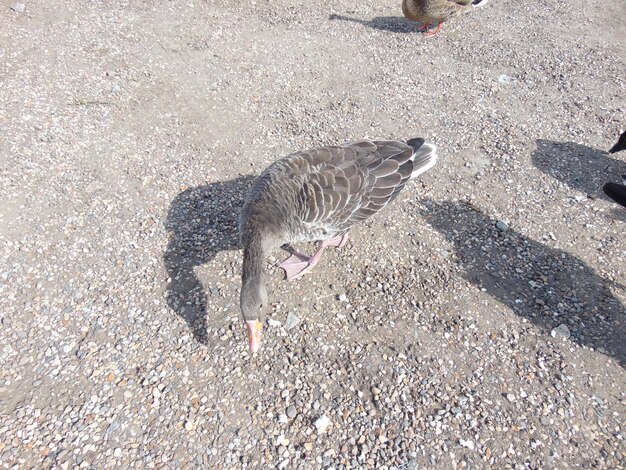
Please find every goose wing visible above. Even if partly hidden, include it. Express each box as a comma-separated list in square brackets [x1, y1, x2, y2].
[292, 140, 421, 230]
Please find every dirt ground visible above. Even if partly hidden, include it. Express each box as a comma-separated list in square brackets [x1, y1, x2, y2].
[1, 0, 625, 468]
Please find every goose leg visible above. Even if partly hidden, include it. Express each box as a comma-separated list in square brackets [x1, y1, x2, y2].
[325, 232, 349, 248]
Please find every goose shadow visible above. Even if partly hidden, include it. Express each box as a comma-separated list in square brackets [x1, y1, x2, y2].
[419, 199, 626, 368]
[329, 14, 416, 33]
[531, 139, 626, 198]
[163, 175, 254, 344]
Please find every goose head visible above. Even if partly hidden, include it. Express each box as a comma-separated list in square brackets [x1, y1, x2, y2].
[239, 210, 281, 353]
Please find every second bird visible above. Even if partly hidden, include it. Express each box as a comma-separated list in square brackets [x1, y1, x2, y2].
[402, 0, 490, 37]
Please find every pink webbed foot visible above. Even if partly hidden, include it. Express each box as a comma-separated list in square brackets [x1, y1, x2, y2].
[278, 233, 349, 281]
[278, 252, 315, 281]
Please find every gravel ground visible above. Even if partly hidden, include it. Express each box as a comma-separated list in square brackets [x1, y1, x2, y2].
[1, 0, 625, 468]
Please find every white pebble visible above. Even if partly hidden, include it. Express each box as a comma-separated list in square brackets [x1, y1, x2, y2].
[284, 312, 301, 330]
[551, 324, 570, 340]
[459, 439, 475, 450]
[314, 415, 331, 434]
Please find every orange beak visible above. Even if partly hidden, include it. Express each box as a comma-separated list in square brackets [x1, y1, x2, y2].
[246, 320, 262, 353]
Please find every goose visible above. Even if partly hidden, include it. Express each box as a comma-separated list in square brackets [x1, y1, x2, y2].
[603, 130, 626, 208]
[239, 138, 438, 352]
[402, 0, 489, 37]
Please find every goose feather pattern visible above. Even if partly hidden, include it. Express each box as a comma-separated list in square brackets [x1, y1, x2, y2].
[240, 138, 437, 246]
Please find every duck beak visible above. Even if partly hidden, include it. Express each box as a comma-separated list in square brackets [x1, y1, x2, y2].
[246, 320, 263, 353]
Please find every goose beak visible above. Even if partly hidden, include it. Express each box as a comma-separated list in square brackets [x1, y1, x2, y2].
[247, 320, 263, 353]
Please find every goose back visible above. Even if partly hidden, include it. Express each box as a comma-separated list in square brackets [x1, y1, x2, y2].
[240, 139, 436, 246]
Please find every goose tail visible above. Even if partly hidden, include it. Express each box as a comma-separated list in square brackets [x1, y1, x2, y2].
[407, 138, 438, 178]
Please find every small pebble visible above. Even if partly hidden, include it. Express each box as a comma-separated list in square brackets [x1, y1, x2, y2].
[498, 74, 516, 85]
[314, 415, 331, 434]
[284, 312, 301, 330]
[551, 324, 571, 340]
[459, 439, 475, 451]
[495, 220, 509, 232]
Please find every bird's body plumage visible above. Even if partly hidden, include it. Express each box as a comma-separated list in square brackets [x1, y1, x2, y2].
[402, 0, 474, 24]
[240, 139, 436, 248]
[402, 0, 488, 36]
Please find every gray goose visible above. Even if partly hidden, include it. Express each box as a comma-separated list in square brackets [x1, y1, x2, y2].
[239, 138, 438, 352]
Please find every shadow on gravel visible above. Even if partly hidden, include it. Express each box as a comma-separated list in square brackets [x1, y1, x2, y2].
[329, 14, 416, 33]
[532, 140, 626, 199]
[164, 176, 254, 344]
[420, 200, 626, 368]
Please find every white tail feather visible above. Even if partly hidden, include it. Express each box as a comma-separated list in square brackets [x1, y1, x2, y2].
[410, 143, 438, 179]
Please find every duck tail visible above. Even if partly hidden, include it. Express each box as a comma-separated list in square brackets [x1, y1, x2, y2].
[603, 182, 626, 209]
[407, 138, 438, 178]
[608, 130, 626, 154]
